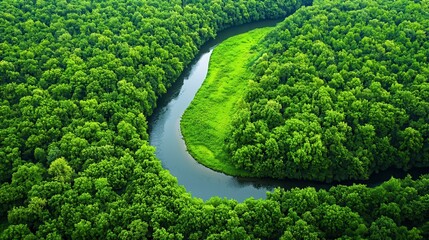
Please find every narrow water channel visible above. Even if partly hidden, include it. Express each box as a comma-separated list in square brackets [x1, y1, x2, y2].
[148, 20, 428, 201]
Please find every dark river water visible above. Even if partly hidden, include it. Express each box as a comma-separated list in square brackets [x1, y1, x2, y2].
[148, 20, 428, 201]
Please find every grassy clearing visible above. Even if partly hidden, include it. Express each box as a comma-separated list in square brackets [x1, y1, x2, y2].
[181, 27, 273, 176]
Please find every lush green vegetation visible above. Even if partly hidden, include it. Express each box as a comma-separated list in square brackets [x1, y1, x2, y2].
[226, 0, 429, 182]
[1, 0, 428, 238]
[181, 27, 274, 177]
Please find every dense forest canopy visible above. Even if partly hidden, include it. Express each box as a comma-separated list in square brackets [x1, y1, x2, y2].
[0, 0, 307, 193]
[226, 0, 429, 182]
[0, 0, 428, 239]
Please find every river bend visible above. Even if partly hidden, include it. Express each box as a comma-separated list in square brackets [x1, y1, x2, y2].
[148, 21, 428, 201]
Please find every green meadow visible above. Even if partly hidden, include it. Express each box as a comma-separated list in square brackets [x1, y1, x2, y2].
[181, 27, 274, 176]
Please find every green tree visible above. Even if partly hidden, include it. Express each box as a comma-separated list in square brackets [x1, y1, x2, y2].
[48, 157, 74, 183]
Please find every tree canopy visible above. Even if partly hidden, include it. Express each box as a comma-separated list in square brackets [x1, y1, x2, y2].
[226, 0, 429, 182]
[0, 0, 428, 238]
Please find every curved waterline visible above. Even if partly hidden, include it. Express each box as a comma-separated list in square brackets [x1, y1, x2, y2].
[148, 20, 428, 201]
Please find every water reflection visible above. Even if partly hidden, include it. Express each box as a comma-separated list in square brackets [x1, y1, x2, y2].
[149, 20, 428, 202]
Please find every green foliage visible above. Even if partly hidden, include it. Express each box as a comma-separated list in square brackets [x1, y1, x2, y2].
[0, 0, 428, 239]
[48, 158, 74, 183]
[226, 0, 429, 181]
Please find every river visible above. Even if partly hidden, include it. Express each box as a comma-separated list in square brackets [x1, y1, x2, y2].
[148, 20, 428, 202]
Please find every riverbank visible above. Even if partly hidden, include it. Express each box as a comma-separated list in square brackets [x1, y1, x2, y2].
[150, 19, 429, 201]
[181, 27, 274, 177]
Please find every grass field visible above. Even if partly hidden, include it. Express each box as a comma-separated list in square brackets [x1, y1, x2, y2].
[180, 27, 273, 176]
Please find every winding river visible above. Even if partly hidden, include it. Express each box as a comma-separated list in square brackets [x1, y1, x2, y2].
[149, 20, 428, 202]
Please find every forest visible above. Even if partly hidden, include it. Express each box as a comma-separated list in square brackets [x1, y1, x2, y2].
[0, 0, 428, 239]
[226, 0, 429, 181]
